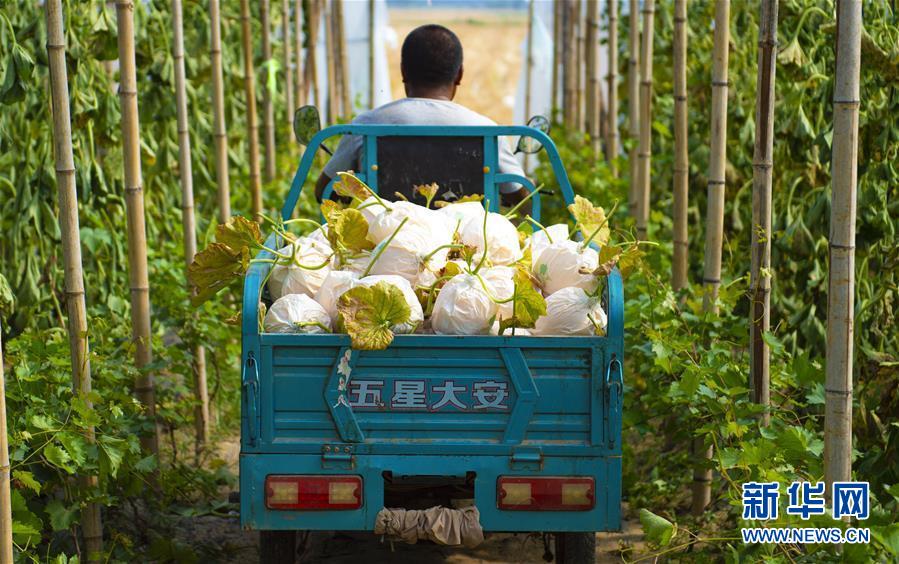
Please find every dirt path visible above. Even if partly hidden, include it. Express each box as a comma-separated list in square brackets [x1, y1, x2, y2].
[176, 515, 643, 563]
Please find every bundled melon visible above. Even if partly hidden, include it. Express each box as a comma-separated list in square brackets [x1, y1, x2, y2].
[188, 173, 625, 351]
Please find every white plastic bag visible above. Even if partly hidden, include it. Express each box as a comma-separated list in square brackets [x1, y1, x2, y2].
[358, 275, 424, 334]
[531, 239, 599, 296]
[365, 225, 451, 283]
[430, 273, 498, 335]
[437, 201, 487, 230]
[490, 321, 531, 336]
[268, 237, 333, 299]
[368, 200, 438, 244]
[314, 270, 361, 324]
[459, 211, 522, 266]
[263, 293, 331, 334]
[532, 286, 607, 336]
[481, 266, 515, 320]
[528, 223, 569, 263]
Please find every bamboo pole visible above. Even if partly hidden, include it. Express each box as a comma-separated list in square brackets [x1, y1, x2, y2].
[240, 0, 264, 221]
[605, 0, 618, 173]
[574, 0, 585, 131]
[523, 0, 535, 171]
[750, 0, 778, 425]
[586, 0, 600, 154]
[562, 1, 576, 128]
[298, 0, 309, 108]
[173, 0, 210, 456]
[368, 0, 376, 109]
[672, 0, 689, 289]
[261, 0, 276, 182]
[335, 0, 351, 117]
[627, 0, 640, 217]
[46, 2, 104, 558]
[324, 0, 337, 123]
[282, 0, 295, 133]
[825, 0, 862, 490]
[635, 0, 654, 240]
[116, 0, 159, 456]
[209, 0, 231, 223]
[305, 0, 321, 108]
[0, 323, 11, 564]
[695, 0, 731, 516]
[551, 0, 562, 117]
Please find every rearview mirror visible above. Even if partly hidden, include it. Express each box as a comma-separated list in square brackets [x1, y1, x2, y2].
[294, 105, 322, 146]
[516, 114, 551, 154]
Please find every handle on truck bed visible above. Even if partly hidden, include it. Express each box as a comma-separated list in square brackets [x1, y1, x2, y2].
[605, 356, 623, 449]
[243, 354, 260, 446]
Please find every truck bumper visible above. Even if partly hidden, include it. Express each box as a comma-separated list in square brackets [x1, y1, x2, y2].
[240, 453, 621, 532]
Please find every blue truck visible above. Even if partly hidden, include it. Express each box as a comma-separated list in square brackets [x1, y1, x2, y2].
[240, 114, 624, 563]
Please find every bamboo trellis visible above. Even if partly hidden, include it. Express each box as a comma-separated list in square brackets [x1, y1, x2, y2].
[209, 0, 231, 223]
[261, 0, 277, 182]
[551, 0, 562, 115]
[575, 0, 585, 130]
[47, 1, 104, 557]
[240, 0, 264, 220]
[825, 0, 862, 489]
[586, 0, 601, 154]
[335, 0, 351, 117]
[369, 0, 376, 109]
[173, 0, 210, 456]
[524, 0, 535, 171]
[672, 0, 689, 289]
[635, 0, 655, 241]
[282, 0, 295, 138]
[116, 0, 159, 456]
[750, 0, 779, 425]
[562, 1, 577, 128]
[605, 0, 619, 173]
[695, 0, 731, 516]
[627, 0, 640, 216]
[294, 0, 304, 108]
[305, 0, 321, 109]
[0, 323, 10, 564]
[324, 0, 337, 122]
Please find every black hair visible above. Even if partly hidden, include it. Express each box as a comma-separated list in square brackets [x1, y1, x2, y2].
[401, 24, 463, 87]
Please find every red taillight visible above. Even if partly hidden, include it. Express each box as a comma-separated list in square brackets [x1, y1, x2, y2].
[265, 475, 363, 510]
[497, 476, 595, 511]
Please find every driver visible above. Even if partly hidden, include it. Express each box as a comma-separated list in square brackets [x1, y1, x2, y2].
[315, 24, 530, 210]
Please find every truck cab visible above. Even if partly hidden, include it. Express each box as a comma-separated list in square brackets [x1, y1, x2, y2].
[240, 112, 624, 563]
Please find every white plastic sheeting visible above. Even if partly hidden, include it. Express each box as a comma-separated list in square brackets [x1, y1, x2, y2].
[308, 0, 394, 115]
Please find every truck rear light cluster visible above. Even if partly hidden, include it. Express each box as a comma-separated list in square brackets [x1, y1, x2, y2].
[497, 476, 595, 511]
[265, 475, 363, 510]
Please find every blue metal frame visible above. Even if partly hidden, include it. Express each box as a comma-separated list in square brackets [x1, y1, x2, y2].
[242, 124, 624, 534]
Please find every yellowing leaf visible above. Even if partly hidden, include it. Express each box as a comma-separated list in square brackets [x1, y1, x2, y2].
[414, 182, 439, 207]
[334, 171, 373, 201]
[320, 199, 343, 223]
[500, 268, 547, 334]
[215, 216, 262, 252]
[337, 282, 411, 350]
[188, 243, 245, 305]
[328, 208, 374, 253]
[568, 195, 610, 246]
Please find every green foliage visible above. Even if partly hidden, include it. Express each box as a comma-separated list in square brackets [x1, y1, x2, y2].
[532, 0, 899, 560]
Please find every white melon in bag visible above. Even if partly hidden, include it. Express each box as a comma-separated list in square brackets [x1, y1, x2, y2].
[459, 211, 522, 266]
[367, 201, 437, 244]
[365, 226, 451, 283]
[358, 275, 423, 334]
[531, 239, 599, 296]
[430, 274, 498, 335]
[263, 294, 331, 334]
[481, 266, 515, 320]
[528, 224, 570, 263]
[268, 237, 333, 299]
[438, 201, 486, 230]
[532, 287, 607, 336]
[314, 270, 361, 324]
[490, 321, 532, 336]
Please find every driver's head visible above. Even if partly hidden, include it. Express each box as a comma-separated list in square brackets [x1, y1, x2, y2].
[401, 24, 463, 93]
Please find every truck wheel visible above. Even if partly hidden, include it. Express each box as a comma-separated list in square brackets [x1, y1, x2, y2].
[259, 530, 297, 564]
[555, 532, 596, 563]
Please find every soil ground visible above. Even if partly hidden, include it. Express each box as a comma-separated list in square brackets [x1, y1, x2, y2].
[386, 8, 528, 125]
